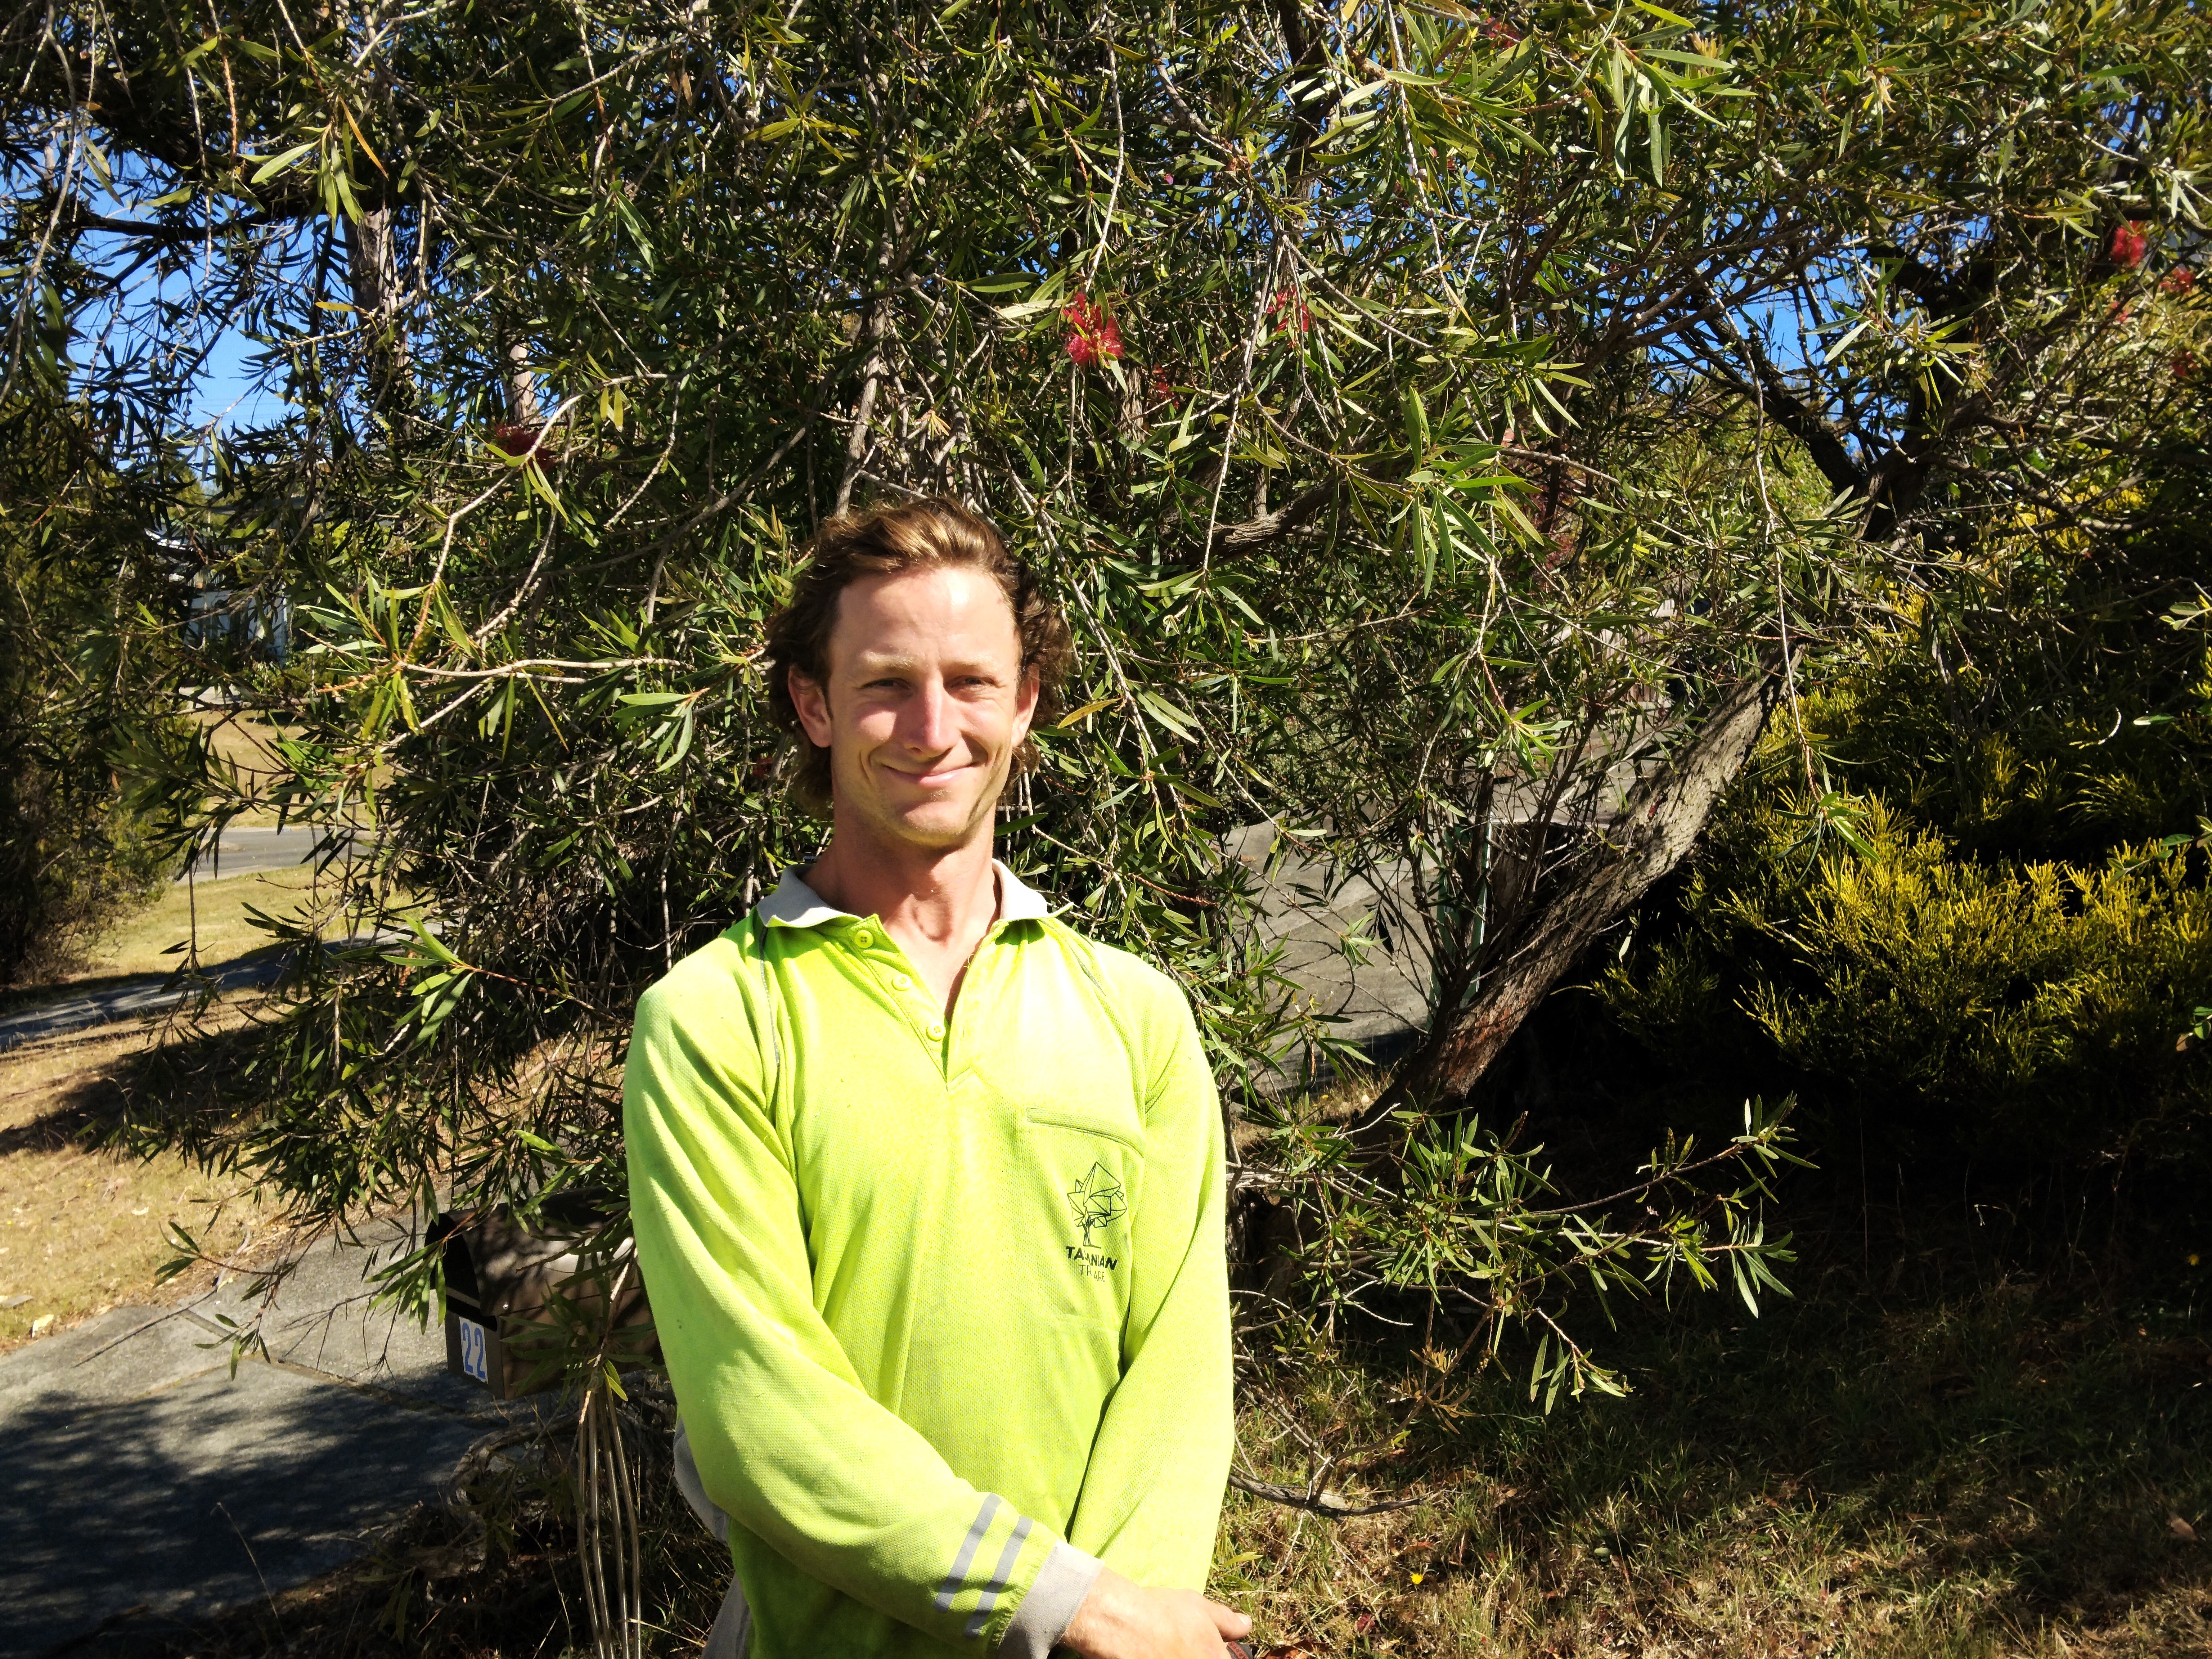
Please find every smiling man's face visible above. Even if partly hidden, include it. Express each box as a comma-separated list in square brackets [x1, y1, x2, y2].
[788, 565, 1040, 855]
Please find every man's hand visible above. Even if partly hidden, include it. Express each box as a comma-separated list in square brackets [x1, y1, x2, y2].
[1060, 1564, 1252, 1659]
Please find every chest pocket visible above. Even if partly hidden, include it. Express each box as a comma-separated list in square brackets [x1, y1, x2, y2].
[1019, 1056, 1148, 1334]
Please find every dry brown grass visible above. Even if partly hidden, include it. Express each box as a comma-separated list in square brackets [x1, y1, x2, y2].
[0, 851, 360, 1349]
[189, 709, 304, 828]
[0, 1007, 293, 1352]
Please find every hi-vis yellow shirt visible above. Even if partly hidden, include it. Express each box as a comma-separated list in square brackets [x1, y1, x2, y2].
[623, 864, 1234, 1659]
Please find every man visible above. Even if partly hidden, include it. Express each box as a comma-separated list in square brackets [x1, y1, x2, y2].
[624, 498, 1250, 1659]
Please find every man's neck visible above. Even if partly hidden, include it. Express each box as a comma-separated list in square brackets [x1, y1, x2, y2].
[801, 823, 1001, 1011]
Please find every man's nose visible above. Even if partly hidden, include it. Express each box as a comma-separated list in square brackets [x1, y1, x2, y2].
[903, 679, 956, 752]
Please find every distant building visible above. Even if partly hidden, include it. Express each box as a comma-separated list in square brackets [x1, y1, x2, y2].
[183, 572, 291, 662]
[158, 535, 291, 663]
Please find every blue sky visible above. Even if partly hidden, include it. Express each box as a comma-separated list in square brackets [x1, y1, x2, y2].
[192, 325, 282, 431]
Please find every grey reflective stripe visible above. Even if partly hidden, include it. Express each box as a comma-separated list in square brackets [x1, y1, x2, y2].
[932, 1494, 1003, 1613]
[962, 1515, 1034, 1641]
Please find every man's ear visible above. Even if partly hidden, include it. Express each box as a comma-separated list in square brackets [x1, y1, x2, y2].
[1010, 662, 1041, 748]
[789, 666, 835, 748]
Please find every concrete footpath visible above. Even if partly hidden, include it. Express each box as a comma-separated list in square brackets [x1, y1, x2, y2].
[0, 1221, 537, 1657]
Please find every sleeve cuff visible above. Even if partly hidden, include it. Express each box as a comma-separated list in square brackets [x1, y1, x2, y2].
[997, 1540, 1104, 1659]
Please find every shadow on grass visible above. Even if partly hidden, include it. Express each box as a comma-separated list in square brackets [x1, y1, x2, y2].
[0, 1013, 273, 1176]
[1222, 1208, 2212, 1656]
[0, 1070, 125, 1158]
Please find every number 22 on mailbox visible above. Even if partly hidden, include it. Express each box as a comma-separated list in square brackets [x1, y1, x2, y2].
[458, 1316, 490, 1384]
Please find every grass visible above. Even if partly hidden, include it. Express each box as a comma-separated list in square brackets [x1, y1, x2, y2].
[1213, 1233, 2211, 1658]
[79, 864, 326, 979]
[190, 708, 306, 828]
[0, 867, 331, 1348]
[0, 1014, 282, 1349]
[60, 1214, 2209, 1659]
[1, 862, 365, 1015]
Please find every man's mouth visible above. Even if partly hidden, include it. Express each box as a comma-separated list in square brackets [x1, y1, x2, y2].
[887, 761, 972, 790]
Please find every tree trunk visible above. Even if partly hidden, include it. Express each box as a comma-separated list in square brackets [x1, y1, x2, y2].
[343, 203, 412, 416]
[1384, 665, 1784, 1112]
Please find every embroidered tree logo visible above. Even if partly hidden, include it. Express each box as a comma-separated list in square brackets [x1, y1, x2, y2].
[1066, 1163, 1129, 1246]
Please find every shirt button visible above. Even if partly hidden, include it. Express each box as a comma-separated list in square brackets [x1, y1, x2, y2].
[927, 1021, 945, 1040]
[893, 972, 913, 990]
[854, 928, 873, 947]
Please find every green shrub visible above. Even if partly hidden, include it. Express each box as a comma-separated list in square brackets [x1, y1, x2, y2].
[1601, 790, 2212, 1169]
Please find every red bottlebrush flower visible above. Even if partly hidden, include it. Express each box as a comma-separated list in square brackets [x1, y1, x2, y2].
[1147, 362, 1174, 402]
[1062, 293, 1125, 368]
[2111, 221, 2148, 269]
[490, 422, 541, 458]
[1480, 15, 1523, 44]
[2175, 350, 2200, 383]
[2164, 266, 2196, 296]
[1267, 286, 1313, 335]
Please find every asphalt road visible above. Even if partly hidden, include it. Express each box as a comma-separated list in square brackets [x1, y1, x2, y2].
[0, 931, 406, 1053]
[178, 825, 360, 881]
[0, 826, 382, 1051]
[0, 957, 289, 1053]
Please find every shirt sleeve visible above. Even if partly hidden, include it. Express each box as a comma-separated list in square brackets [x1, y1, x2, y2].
[1060, 976, 1236, 1588]
[623, 941, 1087, 1654]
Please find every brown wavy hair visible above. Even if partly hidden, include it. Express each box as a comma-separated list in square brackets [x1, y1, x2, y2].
[762, 498, 1074, 818]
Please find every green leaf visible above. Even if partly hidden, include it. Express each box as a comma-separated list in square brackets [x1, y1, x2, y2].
[1133, 689, 1199, 740]
[250, 141, 318, 184]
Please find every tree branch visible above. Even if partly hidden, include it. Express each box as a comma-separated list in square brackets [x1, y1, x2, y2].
[1227, 1470, 1425, 1518]
[1205, 478, 1336, 559]
[1692, 300, 1866, 497]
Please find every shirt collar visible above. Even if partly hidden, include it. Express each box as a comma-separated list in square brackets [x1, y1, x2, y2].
[757, 860, 1051, 930]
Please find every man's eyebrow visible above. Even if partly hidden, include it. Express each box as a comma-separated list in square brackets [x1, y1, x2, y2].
[847, 651, 1006, 676]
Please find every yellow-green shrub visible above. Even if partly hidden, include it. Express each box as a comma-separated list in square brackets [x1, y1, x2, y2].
[1602, 793, 2212, 1167]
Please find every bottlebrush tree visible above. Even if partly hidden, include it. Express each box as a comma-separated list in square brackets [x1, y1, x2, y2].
[3, 0, 2206, 1402]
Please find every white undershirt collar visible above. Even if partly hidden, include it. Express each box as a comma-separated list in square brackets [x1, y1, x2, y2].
[757, 859, 1051, 930]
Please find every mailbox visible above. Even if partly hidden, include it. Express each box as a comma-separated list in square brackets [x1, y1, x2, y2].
[436, 1201, 655, 1401]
